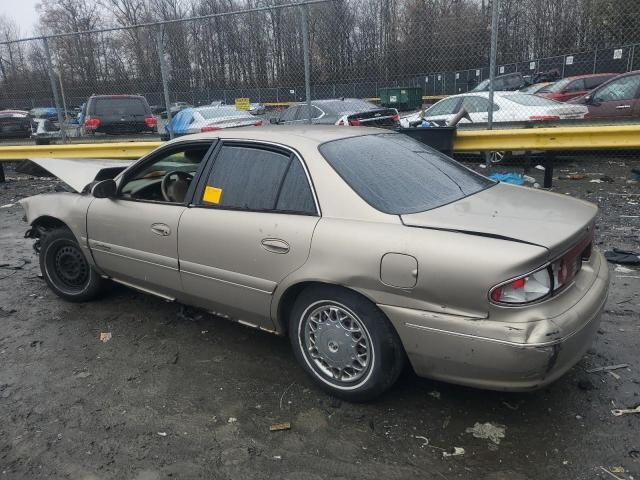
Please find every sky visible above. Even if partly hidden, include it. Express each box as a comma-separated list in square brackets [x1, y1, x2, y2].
[2, 0, 40, 36]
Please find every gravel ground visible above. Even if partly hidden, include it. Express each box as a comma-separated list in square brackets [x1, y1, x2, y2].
[0, 154, 639, 480]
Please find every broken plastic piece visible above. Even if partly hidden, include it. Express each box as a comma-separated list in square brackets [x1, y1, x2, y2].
[270, 422, 291, 432]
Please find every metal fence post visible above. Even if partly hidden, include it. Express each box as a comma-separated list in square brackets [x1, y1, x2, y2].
[301, 4, 312, 124]
[157, 25, 173, 139]
[42, 37, 67, 143]
[487, 0, 500, 130]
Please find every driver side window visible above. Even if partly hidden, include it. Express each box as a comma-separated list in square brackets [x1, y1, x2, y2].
[120, 143, 212, 203]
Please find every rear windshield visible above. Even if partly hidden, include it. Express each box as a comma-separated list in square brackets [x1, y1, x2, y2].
[505, 94, 560, 106]
[319, 134, 494, 215]
[199, 107, 253, 119]
[93, 98, 147, 115]
[321, 100, 377, 115]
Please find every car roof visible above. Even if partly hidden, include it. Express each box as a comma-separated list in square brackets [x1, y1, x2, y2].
[561, 73, 617, 80]
[89, 95, 145, 99]
[167, 125, 385, 146]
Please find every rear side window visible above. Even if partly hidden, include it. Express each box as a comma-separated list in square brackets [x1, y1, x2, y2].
[585, 76, 612, 89]
[93, 98, 148, 115]
[319, 134, 494, 215]
[565, 79, 585, 92]
[201, 145, 316, 214]
[425, 97, 460, 116]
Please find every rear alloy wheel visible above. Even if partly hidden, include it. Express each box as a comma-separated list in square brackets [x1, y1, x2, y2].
[289, 285, 405, 402]
[39, 228, 105, 302]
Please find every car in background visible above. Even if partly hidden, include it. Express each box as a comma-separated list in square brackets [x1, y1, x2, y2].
[519, 82, 554, 94]
[400, 92, 588, 127]
[31, 118, 62, 145]
[471, 72, 526, 92]
[163, 106, 262, 139]
[160, 102, 193, 119]
[248, 103, 266, 115]
[271, 98, 399, 127]
[28, 107, 60, 122]
[537, 73, 617, 102]
[149, 104, 166, 115]
[82, 95, 157, 135]
[0, 110, 34, 139]
[210, 100, 225, 107]
[569, 70, 640, 120]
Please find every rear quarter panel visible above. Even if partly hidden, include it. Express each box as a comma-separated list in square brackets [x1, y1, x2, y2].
[272, 218, 549, 330]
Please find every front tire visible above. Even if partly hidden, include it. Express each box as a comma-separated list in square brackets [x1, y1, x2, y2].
[39, 228, 105, 302]
[289, 285, 405, 402]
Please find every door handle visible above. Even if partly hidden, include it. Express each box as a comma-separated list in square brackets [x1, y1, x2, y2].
[151, 223, 171, 236]
[261, 238, 290, 254]
[615, 105, 631, 109]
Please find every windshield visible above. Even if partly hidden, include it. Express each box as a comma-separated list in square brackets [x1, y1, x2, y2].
[94, 98, 147, 115]
[199, 107, 253, 119]
[319, 134, 494, 215]
[539, 79, 569, 93]
[505, 94, 561, 106]
[471, 79, 490, 91]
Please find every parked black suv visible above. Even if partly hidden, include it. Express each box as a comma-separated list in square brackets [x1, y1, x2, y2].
[82, 95, 157, 135]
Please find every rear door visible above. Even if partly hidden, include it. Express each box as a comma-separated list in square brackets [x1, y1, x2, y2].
[178, 141, 320, 329]
[587, 74, 640, 120]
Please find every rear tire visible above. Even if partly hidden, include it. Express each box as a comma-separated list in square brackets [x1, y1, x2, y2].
[289, 285, 405, 402]
[39, 228, 105, 302]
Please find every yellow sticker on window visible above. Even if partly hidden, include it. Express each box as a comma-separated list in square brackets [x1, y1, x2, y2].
[203, 186, 222, 204]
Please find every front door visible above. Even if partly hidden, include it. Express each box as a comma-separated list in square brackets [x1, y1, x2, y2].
[87, 141, 214, 298]
[588, 74, 640, 120]
[178, 142, 320, 329]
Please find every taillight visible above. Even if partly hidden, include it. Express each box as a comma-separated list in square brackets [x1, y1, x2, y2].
[84, 117, 100, 130]
[201, 126, 222, 132]
[490, 236, 593, 305]
[529, 115, 560, 121]
[254, 120, 263, 126]
[392, 112, 400, 123]
[348, 118, 361, 126]
[490, 268, 552, 304]
[144, 115, 157, 128]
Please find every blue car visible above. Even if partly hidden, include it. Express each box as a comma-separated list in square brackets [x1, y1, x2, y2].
[29, 107, 59, 121]
[162, 106, 260, 140]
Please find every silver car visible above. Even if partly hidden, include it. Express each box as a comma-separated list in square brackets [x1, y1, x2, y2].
[20, 127, 609, 401]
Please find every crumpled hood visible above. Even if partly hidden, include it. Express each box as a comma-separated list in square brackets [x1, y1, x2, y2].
[21, 158, 134, 192]
[401, 183, 597, 258]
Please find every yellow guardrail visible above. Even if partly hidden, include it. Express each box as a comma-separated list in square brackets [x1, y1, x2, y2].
[0, 125, 639, 161]
[0, 141, 161, 161]
[453, 124, 640, 152]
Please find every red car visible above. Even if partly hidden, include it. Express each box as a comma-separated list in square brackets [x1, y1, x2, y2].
[538, 73, 617, 102]
[569, 70, 640, 120]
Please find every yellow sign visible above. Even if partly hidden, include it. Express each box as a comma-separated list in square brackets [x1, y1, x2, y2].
[235, 97, 250, 110]
[203, 186, 222, 204]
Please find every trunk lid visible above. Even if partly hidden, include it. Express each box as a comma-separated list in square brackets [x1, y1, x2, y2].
[401, 183, 597, 258]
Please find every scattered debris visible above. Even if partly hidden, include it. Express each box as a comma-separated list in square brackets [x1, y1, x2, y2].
[610, 467, 625, 474]
[559, 174, 586, 180]
[611, 405, 640, 417]
[466, 422, 506, 445]
[502, 401, 518, 410]
[605, 248, 640, 265]
[522, 175, 536, 184]
[428, 391, 441, 400]
[0, 203, 14, 208]
[586, 363, 629, 373]
[600, 175, 615, 183]
[488, 173, 525, 185]
[157, 432, 167, 437]
[599, 466, 624, 480]
[74, 371, 91, 379]
[272, 455, 282, 461]
[589, 179, 603, 183]
[99, 332, 112, 343]
[615, 265, 635, 274]
[279, 381, 295, 410]
[608, 370, 621, 381]
[535, 164, 545, 171]
[414, 435, 429, 447]
[227, 417, 237, 423]
[270, 422, 291, 432]
[442, 447, 465, 458]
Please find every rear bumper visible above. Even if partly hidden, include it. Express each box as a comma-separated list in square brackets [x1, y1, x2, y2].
[381, 251, 609, 391]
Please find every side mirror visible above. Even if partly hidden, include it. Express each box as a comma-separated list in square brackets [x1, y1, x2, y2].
[584, 94, 592, 104]
[269, 117, 280, 125]
[91, 179, 117, 199]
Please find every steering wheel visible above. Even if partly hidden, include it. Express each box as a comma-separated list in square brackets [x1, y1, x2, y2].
[161, 170, 194, 202]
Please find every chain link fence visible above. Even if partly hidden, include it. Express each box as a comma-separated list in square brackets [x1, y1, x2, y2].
[0, 0, 639, 145]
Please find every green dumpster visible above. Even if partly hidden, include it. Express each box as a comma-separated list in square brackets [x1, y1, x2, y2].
[379, 87, 422, 110]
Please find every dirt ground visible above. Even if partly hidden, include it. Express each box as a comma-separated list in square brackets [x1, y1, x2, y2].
[0, 154, 639, 480]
